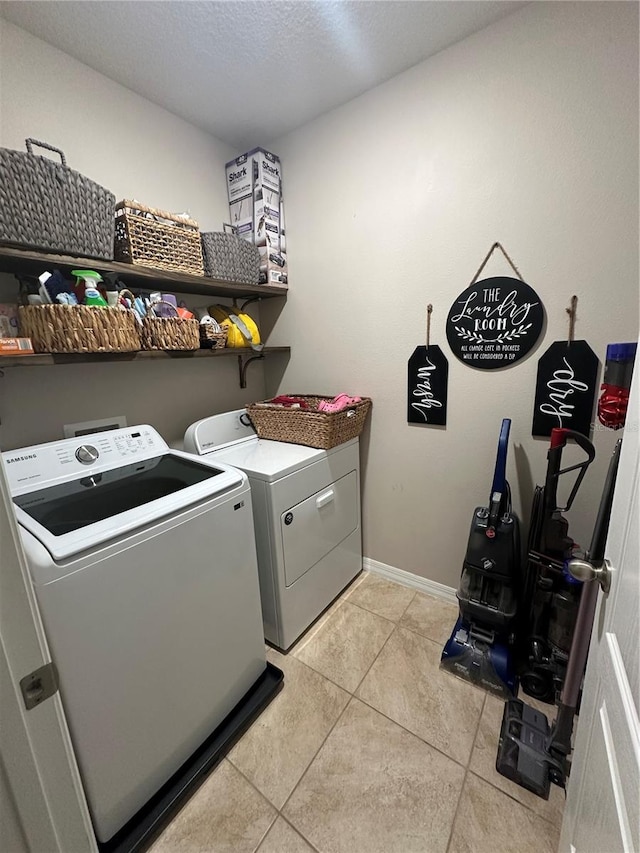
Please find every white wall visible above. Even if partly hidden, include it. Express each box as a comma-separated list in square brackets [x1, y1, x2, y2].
[0, 20, 232, 230]
[1, 5, 638, 587]
[0, 20, 277, 450]
[269, 2, 639, 586]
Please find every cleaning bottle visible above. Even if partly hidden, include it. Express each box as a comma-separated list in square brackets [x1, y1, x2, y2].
[84, 284, 108, 308]
[73, 270, 108, 307]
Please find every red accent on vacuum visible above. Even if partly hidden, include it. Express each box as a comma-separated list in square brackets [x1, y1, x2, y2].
[598, 343, 637, 430]
[550, 428, 570, 449]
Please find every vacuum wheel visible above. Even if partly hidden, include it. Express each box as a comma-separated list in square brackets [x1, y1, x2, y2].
[521, 670, 554, 703]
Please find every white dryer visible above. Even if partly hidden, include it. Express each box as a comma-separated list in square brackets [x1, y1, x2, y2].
[184, 410, 362, 650]
[3, 426, 276, 847]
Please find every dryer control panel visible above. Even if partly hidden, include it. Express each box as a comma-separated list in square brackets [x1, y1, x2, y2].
[3, 426, 167, 494]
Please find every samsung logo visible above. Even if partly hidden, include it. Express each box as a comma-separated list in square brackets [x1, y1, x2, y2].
[229, 167, 247, 182]
[6, 453, 37, 463]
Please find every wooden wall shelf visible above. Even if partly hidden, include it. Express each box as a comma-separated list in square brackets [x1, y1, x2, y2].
[0, 245, 288, 300]
[0, 347, 291, 388]
[0, 246, 290, 387]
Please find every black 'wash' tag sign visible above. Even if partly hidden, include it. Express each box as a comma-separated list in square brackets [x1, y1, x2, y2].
[532, 340, 599, 437]
[446, 276, 544, 369]
[407, 345, 448, 425]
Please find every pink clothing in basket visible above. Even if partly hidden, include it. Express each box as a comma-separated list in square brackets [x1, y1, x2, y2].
[317, 394, 362, 413]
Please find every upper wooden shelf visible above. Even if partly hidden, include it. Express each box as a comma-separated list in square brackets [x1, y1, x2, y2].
[0, 346, 291, 388]
[0, 346, 291, 369]
[0, 245, 288, 300]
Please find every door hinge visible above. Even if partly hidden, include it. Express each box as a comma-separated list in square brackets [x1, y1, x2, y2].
[20, 662, 59, 710]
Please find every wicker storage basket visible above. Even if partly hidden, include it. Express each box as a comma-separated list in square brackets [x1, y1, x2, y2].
[141, 301, 199, 351]
[246, 395, 372, 449]
[0, 139, 115, 260]
[114, 200, 204, 275]
[201, 226, 260, 284]
[18, 304, 140, 353]
[199, 324, 228, 350]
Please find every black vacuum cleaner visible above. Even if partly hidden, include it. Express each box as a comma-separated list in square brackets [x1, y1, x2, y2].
[519, 428, 595, 704]
[440, 418, 521, 699]
[496, 438, 622, 799]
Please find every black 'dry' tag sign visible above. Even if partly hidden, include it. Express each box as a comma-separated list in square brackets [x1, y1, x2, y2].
[446, 276, 544, 369]
[407, 345, 448, 425]
[532, 340, 599, 437]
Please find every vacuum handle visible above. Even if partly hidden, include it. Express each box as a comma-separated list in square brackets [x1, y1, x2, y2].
[490, 419, 511, 499]
[560, 438, 622, 710]
[551, 428, 596, 462]
[586, 438, 621, 564]
[546, 428, 596, 512]
[488, 419, 511, 534]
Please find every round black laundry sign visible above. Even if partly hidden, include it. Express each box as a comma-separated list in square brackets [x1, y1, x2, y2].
[446, 276, 544, 369]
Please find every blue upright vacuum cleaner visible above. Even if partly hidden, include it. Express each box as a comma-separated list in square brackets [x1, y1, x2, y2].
[440, 419, 520, 698]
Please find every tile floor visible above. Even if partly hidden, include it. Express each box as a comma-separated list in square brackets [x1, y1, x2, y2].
[150, 571, 564, 853]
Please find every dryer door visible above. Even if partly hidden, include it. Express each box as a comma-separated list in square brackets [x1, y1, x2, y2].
[281, 471, 359, 587]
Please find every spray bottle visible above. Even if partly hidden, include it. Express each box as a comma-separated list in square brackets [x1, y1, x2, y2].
[72, 270, 108, 307]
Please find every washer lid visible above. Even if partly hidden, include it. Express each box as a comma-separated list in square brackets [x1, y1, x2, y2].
[4, 427, 244, 560]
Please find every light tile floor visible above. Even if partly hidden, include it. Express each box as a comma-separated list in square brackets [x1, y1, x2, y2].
[150, 571, 563, 853]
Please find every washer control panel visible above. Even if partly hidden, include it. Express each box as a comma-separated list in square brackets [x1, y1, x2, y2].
[75, 444, 99, 465]
[3, 426, 167, 493]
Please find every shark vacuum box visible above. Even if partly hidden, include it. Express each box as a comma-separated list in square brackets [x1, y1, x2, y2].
[226, 147, 281, 249]
[258, 246, 288, 287]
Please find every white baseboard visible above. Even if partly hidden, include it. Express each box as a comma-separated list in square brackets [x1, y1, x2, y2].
[363, 557, 457, 604]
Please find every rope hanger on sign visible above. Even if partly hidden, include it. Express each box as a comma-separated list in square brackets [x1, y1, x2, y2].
[426, 304, 432, 350]
[469, 242, 525, 286]
[566, 295, 578, 347]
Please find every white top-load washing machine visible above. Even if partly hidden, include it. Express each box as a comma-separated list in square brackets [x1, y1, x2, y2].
[3, 426, 268, 845]
[184, 410, 362, 651]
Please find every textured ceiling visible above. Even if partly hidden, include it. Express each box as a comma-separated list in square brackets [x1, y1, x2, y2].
[0, 1, 525, 149]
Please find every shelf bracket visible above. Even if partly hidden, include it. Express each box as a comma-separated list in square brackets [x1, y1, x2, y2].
[238, 353, 265, 389]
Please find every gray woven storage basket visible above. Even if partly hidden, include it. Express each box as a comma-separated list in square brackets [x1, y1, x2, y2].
[201, 225, 260, 284]
[0, 139, 115, 260]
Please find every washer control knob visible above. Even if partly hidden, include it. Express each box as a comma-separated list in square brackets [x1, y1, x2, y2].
[75, 444, 99, 465]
